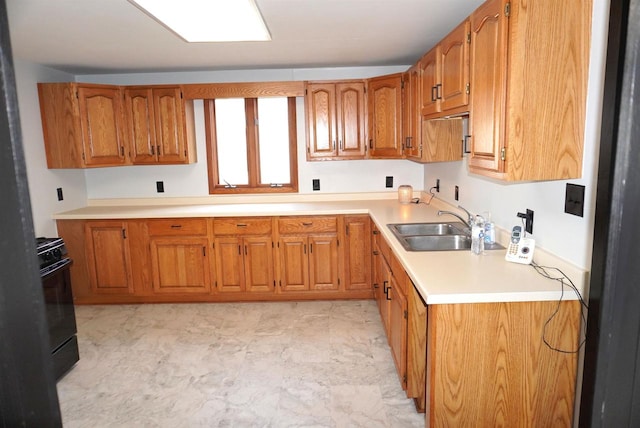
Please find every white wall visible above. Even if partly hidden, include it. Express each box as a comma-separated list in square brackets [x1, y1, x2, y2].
[13, 60, 88, 238]
[423, 0, 610, 270]
[81, 66, 424, 199]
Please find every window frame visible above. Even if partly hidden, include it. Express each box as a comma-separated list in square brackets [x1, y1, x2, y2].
[204, 97, 298, 194]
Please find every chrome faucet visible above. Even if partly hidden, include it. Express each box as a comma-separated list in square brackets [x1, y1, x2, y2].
[437, 205, 474, 230]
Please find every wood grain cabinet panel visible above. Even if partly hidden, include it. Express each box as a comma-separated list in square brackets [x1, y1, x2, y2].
[84, 221, 133, 294]
[402, 66, 422, 160]
[124, 86, 197, 165]
[150, 237, 210, 293]
[428, 300, 581, 427]
[408, 117, 463, 163]
[305, 81, 366, 160]
[38, 83, 127, 168]
[468, 0, 591, 180]
[343, 216, 372, 291]
[213, 218, 274, 293]
[389, 273, 408, 391]
[367, 73, 403, 158]
[407, 283, 427, 413]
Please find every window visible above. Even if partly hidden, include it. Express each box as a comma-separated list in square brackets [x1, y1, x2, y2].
[204, 97, 298, 194]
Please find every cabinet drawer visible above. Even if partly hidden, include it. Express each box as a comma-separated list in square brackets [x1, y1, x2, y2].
[147, 218, 207, 236]
[278, 216, 337, 234]
[213, 218, 272, 235]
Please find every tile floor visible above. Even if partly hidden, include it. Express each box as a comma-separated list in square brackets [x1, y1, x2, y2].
[57, 300, 424, 427]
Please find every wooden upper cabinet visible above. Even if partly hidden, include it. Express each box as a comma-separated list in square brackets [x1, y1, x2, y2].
[440, 20, 470, 112]
[468, 0, 591, 180]
[420, 47, 440, 117]
[124, 86, 197, 165]
[367, 73, 403, 158]
[38, 83, 127, 168]
[305, 81, 366, 160]
[412, 118, 463, 163]
[402, 66, 422, 160]
[420, 20, 470, 119]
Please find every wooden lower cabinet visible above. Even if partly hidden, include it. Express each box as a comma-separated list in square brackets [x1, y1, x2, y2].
[150, 237, 211, 293]
[214, 235, 274, 293]
[279, 234, 339, 291]
[427, 301, 581, 426]
[407, 283, 427, 413]
[388, 271, 408, 390]
[84, 221, 134, 295]
[343, 215, 372, 290]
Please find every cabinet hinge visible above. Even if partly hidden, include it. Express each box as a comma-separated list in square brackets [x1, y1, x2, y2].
[337, 239, 340, 247]
[122, 229, 127, 239]
[81, 152, 85, 161]
[403, 374, 407, 383]
[307, 147, 310, 154]
[202, 247, 206, 256]
[346, 225, 349, 236]
[212, 242, 215, 249]
[305, 89, 308, 95]
[505, 2, 511, 17]
[338, 278, 341, 285]
[466, 83, 470, 94]
[404, 309, 408, 319]
[272, 242, 274, 248]
[501, 147, 506, 161]
[467, 32, 471, 44]
[184, 150, 187, 157]
[401, 80, 405, 90]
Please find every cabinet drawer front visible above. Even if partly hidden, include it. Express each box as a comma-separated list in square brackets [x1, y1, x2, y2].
[278, 216, 337, 234]
[213, 218, 272, 235]
[147, 219, 207, 236]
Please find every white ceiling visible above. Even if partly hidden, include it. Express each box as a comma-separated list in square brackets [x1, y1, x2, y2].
[6, 0, 485, 75]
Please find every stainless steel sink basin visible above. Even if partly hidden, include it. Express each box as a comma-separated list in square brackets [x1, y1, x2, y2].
[389, 222, 466, 236]
[387, 222, 504, 252]
[403, 234, 471, 251]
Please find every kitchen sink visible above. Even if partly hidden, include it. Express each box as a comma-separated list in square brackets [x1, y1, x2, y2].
[389, 222, 467, 236]
[403, 234, 471, 251]
[387, 222, 504, 252]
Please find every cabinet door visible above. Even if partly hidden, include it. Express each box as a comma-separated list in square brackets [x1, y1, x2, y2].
[214, 236, 246, 292]
[344, 216, 372, 290]
[367, 74, 403, 158]
[85, 221, 133, 294]
[468, 0, 508, 173]
[125, 88, 157, 164]
[336, 82, 366, 158]
[154, 87, 187, 163]
[150, 237, 210, 293]
[77, 86, 126, 166]
[308, 234, 339, 291]
[407, 284, 427, 412]
[279, 236, 309, 292]
[244, 236, 275, 293]
[377, 254, 391, 337]
[420, 47, 441, 116]
[403, 67, 422, 160]
[440, 20, 470, 112]
[306, 83, 337, 159]
[389, 275, 408, 390]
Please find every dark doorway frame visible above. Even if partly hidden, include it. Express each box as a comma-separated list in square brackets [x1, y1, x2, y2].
[0, 0, 62, 426]
[579, 0, 640, 425]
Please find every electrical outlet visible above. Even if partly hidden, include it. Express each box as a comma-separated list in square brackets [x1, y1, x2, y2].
[454, 185, 459, 201]
[385, 176, 393, 188]
[156, 181, 165, 193]
[312, 179, 320, 191]
[565, 183, 585, 217]
[56, 188, 63, 201]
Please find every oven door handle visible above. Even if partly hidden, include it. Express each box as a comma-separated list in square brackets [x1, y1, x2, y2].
[40, 258, 72, 278]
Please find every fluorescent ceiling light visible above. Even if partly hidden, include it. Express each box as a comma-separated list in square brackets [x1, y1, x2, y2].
[129, 0, 271, 42]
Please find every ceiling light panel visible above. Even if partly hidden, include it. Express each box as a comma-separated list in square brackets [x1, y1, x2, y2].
[129, 0, 271, 42]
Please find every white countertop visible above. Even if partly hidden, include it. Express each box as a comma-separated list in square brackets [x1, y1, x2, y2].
[54, 196, 588, 305]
